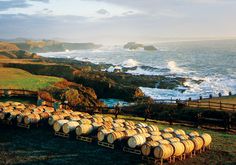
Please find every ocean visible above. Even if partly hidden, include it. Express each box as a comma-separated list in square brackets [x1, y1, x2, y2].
[40, 40, 236, 100]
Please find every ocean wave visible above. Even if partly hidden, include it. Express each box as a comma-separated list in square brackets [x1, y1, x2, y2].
[122, 59, 140, 68]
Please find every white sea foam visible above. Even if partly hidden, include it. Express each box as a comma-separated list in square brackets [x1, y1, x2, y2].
[122, 59, 140, 68]
[167, 61, 185, 74]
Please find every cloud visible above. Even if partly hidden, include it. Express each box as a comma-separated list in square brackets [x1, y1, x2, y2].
[96, 9, 110, 15]
[0, 0, 31, 11]
[29, 0, 50, 3]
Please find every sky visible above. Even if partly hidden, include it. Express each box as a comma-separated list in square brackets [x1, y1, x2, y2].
[0, 0, 236, 44]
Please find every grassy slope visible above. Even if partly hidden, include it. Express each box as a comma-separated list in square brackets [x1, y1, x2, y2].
[105, 114, 236, 164]
[0, 67, 63, 91]
[203, 96, 236, 104]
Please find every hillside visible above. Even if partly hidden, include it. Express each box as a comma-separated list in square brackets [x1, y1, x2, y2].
[0, 42, 40, 59]
[0, 67, 63, 91]
[15, 40, 102, 53]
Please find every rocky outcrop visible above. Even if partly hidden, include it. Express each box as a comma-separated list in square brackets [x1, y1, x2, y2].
[124, 42, 157, 51]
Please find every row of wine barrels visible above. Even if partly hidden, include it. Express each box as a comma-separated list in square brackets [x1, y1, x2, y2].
[128, 133, 150, 148]
[158, 139, 170, 145]
[48, 114, 66, 125]
[17, 110, 32, 123]
[62, 121, 80, 134]
[97, 129, 114, 141]
[168, 137, 180, 143]
[78, 118, 92, 125]
[124, 121, 135, 126]
[125, 125, 136, 130]
[177, 134, 189, 140]
[53, 120, 69, 132]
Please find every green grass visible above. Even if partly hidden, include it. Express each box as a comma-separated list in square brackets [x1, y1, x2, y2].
[203, 96, 236, 104]
[0, 67, 63, 91]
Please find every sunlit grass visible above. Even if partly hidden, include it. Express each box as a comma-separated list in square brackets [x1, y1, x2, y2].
[0, 67, 63, 91]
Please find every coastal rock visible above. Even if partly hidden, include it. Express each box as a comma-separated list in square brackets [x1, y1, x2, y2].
[144, 45, 157, 51]
[124, 42, 157, 51]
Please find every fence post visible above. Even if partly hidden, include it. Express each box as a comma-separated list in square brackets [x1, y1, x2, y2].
[220, 101, 222, 110]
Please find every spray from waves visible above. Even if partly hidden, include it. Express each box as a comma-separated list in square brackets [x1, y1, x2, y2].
[122, 59, 140, 68]
[167, 61, 185, 74]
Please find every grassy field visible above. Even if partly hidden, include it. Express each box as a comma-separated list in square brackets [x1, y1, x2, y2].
[203, 96, 236, 104]
[0, 67, 63, 91]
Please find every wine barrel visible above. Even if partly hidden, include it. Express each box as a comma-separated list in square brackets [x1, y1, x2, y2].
[124, 129, 138, 137]
[107, 131, 126, 143]
[163, 127, 174, 133]
[147, 135, 163, 142]
[43, 107, 54, 113]
[124, 121, 135, 126]
[62, 121, 79, 134]
[154, 144, 174, 159]
[158, 139, 170, 145]
[68, 115, 81, 121]
[48, 114, 65, 125]
[171, 141, 185, 157]
[91, 117, 103, 123]
[9, 110, 21, 119]
[76, 124, 93, 136]
[161, 133, 173, 139]
[181, 140, 195, 154]
[125, 125, 136, 130]
[136, 122, 148, 128]
[53, 120, 69, 132]
[135, 127, 148, 134]
[39, 112, 51, 119]
[150, 131, 161, 136]
[112, 122, 124, 128]
[114, 119, 125, 123]
[146, 125, 159, 132]
[78, 118, 92, 125]
[188, 131, 199, 138]
[24, 113, 41, 125]
[71, 111, 82, 116]
[200, 133, 212, 147]
[103, 116, 113, 122]
[128, 133, 147, 148]
[177, 134, 190, 140]
[92, 122, 103, 129]
[113, 127, 126, 132]
[174, 129, 186, 136]
[141, 141, 159, 156]
[191, 137, 204, 151]
[167, 137, 180, 143]
[97, 129, 113, 141]
[16, 110, 32, 123]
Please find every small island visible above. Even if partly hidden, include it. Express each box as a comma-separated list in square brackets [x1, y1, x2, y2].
[123, 42, 157, 51]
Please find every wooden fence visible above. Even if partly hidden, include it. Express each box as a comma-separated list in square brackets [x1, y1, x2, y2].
[187, 101, 236, 112]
